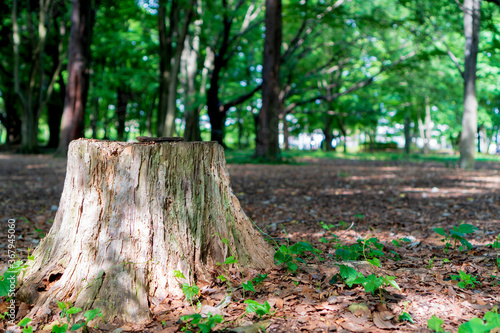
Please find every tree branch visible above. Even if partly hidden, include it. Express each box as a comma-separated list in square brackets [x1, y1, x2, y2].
[222, 84, 261, 111]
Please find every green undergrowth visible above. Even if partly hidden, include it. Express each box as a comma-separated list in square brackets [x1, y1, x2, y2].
[225, 149, 500, 165]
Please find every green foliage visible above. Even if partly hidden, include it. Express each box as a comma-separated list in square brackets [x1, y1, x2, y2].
[242, 281, 256, 293]
[428, 315, 446, 332]
[180, 313, 223, 333]
[52, 301, 103, 332]
[433, 224, 478, 253]
[451, 271, 481, 289]
[18, 317, 33, 333]
[57, 301, 82, 323]
[392, 237, 411, 247]
[430, 307, 500, 333]
[181, 284, 200, 301]
[274, 241, 322, 272]
[399, 312, 414, 324]
[0, 260, 25, 297]
[337, 264, 400, 295]
[335, 237, 385, 261]
[244, 300, 271, 318]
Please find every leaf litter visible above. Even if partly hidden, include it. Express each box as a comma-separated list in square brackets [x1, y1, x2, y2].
[0, 154, 499, 332]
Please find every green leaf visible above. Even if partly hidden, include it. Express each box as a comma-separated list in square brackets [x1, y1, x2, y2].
[339, 265, 362, 287]
[242, 281, 256, 292]
[18, 317, 32, 327]
[173, 270, 186, 279]
[23, 327, 34, 333]
[83, 308, 102, 321]
[223, 256, 238, 265]
[0, 270, 17, 297]
[457, 224, 478, 234]
[181, 313, 202, 324]
[217, 274, 227, 282]
[360, 274, 383, 294]
[286, 262, 298, 272]
[252, 274, 267, 285]
[399, 312, 414, 323]
[181, 283, 200, 301]
[428, 315, 444, 332]
[67, 307, 82, 315]
[433, 228, 447, 236]
[57, 301, 67, 311]
[367, 258, 380, 267]
[51, 323, 68, 333]
[458, 238, 473, 250]
[457, 317, 488, 333]
[70, 322, 86, 331]
[383, 275, 401, 291]
[244, 300, 270, 317]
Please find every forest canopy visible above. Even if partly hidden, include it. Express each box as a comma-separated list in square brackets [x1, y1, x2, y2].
[0, 0, 499, 166]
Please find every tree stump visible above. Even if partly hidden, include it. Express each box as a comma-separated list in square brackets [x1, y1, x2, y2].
[18, 139, 273, 324]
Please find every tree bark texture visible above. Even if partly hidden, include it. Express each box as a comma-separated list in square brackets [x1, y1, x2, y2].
[18, 139, 273, 324]
[58, 0, 93, 155]
[460, 0, 480, 169]
[256, 0, 282, 160]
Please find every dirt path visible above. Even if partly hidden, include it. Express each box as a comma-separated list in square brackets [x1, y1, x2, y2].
[1, 154, 499, 332]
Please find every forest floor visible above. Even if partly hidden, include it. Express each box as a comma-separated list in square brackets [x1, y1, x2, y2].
[0, 153, 499, 332]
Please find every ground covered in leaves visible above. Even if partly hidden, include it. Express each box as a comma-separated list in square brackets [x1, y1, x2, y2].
[0, 153, 499, 332]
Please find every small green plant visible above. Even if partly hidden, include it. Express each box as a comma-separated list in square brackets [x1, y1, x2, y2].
[274, 241, 323, 272]
[244, 300, 271, 318]
[428, 315, 449, 332]
[0, 260, 31, 297]
[337, 264, 400, 296]
[398, 301, 414, 323]
[457, 305, 500, 332]
[241, 273, 268, 294]
[174, 270, 200, 307]
[399, 312, 414, 324]
[391, 237, 411, 247]
[335, 237, 385, 261]
[488, 234, 500, 249]
[433, 223, 478, 253]
[52, 301, 103, 332]
[451, 270, 481, 289]
[492, 275, 500, 287]
[180, 313, 223, 333]
[18, 317, 34, 333]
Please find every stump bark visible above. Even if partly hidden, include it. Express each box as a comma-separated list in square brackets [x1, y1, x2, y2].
[18, 139, 273, 324]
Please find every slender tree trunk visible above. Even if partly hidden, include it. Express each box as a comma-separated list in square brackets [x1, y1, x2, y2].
[323, 115, 334, 151]
[256, 0, 282, 160]
[157, 0, 173, 137]
[158, 0, 195, 137]
[183, 35, 202, 141]
[423, 96, 432, 154]
[116, 87, 129, 141]
[459, 0, 480, 169]
[18, 139, 272, 325]
[404, 111, 411, 155]
[47, 71, 66, 148]
[58, 0, 93, 155]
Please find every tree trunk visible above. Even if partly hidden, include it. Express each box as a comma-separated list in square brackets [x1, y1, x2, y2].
[46, 72, 66, 148]
[323, 115, 334, 151]
[423, 96, 432, 154]
[256, 0, 282, 160]
[459, 0, 480, 169]
[183, 35, 202, 142]
[404, 111, 411, 155]
[18, 139, 273, 324]
[58, 0, 93, 155]
[115, 87, 129, 141]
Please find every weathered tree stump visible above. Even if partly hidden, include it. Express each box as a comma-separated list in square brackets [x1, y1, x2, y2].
[18, 139, 273, 324]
